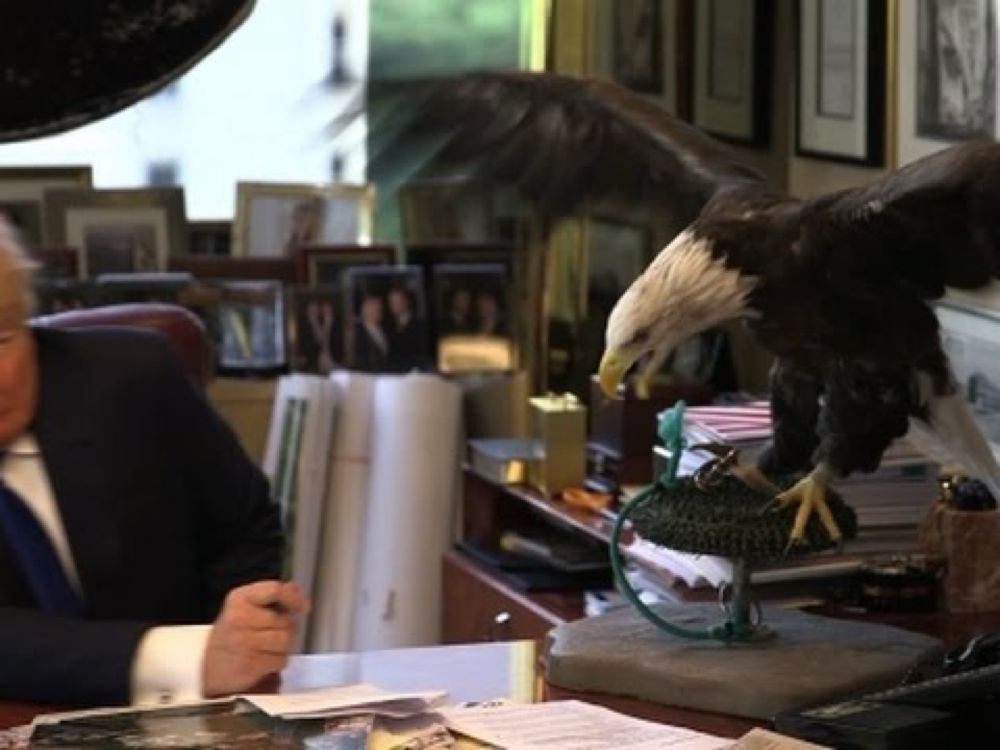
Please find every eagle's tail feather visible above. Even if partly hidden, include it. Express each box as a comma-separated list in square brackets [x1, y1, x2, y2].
[918, 390, 1000, 500]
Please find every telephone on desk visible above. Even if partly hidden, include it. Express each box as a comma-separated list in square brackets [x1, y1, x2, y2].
[774, 633, 1000, 749]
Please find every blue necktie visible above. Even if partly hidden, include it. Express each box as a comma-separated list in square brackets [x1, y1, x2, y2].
[0, 471, 83, 616]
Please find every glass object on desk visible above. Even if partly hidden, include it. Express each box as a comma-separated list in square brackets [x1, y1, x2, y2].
[216, 280, 286, 372]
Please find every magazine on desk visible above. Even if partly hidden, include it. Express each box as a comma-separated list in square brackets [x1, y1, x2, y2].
[28, 700, 372, 749]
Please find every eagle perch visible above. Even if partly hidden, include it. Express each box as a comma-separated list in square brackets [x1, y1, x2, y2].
[400, 70, 1000, 546]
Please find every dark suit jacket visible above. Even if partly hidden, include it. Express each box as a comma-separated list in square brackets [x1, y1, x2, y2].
[0, 327, 282, 706]
[351, 321, 389, 372]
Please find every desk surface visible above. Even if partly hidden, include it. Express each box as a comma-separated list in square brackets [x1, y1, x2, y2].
[5, 612, 1000, 740]
[0, 640, 538, 732]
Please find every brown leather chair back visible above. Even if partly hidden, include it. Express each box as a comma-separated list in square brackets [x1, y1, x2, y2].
[31, 303, 213, 389]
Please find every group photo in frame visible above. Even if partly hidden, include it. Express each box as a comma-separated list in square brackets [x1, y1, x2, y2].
[344, 265, 429, 374]
[0, 165, 91, 248]
[693, 0, 773, 146]
[43, 187, 187, 277]
[795, 0, 886, 165]
[897, 0, 998, 166]
[432, 262, 513, 373]
[232, 181, 375, 257]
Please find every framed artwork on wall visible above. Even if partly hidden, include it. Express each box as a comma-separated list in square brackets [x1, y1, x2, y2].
[44, 187, 187, 277]
[897, 0, 998, 166]
[0, 165, 92, 248]
[232, 181, 374, 257]
[612, 0, 664, 94]
[597, 0, 694, 118]
[795, 0, 886, 165]
[693, 0, 773, 146]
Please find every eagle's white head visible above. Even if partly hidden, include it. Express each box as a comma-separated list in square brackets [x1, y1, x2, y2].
[598, 229, 757, 397]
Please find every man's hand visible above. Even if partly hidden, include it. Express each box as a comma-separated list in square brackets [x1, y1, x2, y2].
[202, 580, 310, 698]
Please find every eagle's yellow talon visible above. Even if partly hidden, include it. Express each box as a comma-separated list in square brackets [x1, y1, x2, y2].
[771, 467, 842, 549]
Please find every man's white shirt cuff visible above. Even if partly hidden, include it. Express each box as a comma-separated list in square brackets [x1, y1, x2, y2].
[131, 624, 212, 706]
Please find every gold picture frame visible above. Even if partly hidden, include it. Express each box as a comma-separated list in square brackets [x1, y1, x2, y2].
[232, 181, 375, 257]
[44, 187, 188, 277]
[0, 165, 92, 247]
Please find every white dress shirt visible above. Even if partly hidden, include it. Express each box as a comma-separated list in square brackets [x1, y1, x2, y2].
[1, 434, 211, 705]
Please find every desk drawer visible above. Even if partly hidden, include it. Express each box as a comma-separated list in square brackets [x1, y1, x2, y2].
[442, 550, 570, 644]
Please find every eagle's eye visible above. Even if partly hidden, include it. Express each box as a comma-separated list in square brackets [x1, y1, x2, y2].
[628, 327, 651, 347]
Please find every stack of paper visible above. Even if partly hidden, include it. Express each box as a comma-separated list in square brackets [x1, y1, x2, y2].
[245, 683, 447, 720]
[439, 700, 730, 750]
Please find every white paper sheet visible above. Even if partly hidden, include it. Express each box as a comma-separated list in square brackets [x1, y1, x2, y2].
[308, 371, 376, 652]
[352, 374, 463, 649]
[439, 700, 731, 750]
[245, 683, 445, 719]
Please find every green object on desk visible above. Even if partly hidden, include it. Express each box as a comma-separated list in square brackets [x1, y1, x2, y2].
[608, 402, 857, 642]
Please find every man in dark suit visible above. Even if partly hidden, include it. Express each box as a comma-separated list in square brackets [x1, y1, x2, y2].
[385, 287, 428, 373]
[350, 291, 389, 372]
[0, 220, 308, 707]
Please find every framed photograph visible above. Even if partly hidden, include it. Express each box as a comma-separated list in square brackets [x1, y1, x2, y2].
[168, 255, 297, 283]
[344, 266, 429, 373]
[0, 166, 91, 248]
[597, 1, 694, 116]
[432, 263, 514, 373]
[693, 0, 773, 145]
[232, 181, 375, 257]
[44, 187, 187, 277]
[215, 280, 286, 372]
[796, 0, 886, 165]
[399, 178, 494, 244]
[296, 243, 398, 286]
[187, 220, 232, 256]
[287, 285, 345, 375]
[612, 0, 664, 94]
[937, 302, 1000, 450]
[897, 0, 998, 166]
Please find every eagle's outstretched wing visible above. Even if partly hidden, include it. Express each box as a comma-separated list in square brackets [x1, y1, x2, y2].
[391, 70, 763, 223]
[803, 140, 1000, 298]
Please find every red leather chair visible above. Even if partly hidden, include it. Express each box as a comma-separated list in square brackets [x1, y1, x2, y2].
[31, 303, 213, 389]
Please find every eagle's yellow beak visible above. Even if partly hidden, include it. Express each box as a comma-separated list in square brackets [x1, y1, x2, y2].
[598, 349, 628, 399]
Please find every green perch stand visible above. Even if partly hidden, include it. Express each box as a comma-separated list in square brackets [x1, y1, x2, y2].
[608, 401, 858, 642]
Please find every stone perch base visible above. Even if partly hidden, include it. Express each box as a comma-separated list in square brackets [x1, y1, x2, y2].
[545, 603, 941, 719]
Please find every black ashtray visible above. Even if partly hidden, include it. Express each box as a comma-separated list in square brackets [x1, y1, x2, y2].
[859, 555, 942, 613]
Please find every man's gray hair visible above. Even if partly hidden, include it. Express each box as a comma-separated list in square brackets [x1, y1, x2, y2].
[0, 214, 39, 316]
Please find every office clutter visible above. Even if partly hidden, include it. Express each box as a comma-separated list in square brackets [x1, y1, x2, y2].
[636, 399, 943, 608]
[264, 370, 462, 653]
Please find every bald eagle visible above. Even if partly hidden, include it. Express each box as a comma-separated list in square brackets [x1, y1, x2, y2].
[402, 70, 1000, 545]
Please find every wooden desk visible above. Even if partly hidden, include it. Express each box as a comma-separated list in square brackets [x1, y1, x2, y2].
[543, 608, 1000, 740]
[0, 640, 538, 731]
